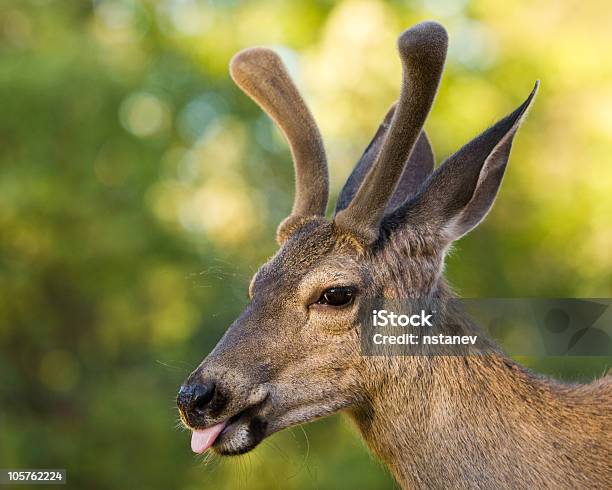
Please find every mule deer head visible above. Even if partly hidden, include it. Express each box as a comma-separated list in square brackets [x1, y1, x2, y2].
[177, 21, 611, 488]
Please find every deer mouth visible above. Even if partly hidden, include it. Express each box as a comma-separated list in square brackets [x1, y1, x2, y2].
[190, 398, 270, 456]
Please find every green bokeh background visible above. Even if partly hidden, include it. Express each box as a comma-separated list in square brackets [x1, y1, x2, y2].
[0, 1, 610, 489]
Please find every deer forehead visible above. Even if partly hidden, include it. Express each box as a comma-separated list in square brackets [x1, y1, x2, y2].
[248, 221, 366, 300]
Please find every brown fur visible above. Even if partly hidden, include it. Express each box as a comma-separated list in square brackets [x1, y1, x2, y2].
[354, 227, 612, 489]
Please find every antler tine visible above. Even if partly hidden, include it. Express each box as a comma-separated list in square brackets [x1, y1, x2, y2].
[230, 48, 329, 225]
[335, 21, 448, 244]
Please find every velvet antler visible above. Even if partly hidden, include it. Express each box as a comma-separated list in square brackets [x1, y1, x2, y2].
[335, 103, 435, 216]
[230, 48, 329, 243]
[334, 21, 448, 244]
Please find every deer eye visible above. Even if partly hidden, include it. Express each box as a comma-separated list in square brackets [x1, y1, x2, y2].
[316, 287, 356, 307]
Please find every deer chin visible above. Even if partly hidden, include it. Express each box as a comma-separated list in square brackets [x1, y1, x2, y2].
[209, 401, 270, 456]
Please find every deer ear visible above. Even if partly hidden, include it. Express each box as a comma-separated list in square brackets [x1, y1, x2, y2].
[385, 131, 434, 213]
[392, 82, 538, 241]
[335, 104, 434, 215]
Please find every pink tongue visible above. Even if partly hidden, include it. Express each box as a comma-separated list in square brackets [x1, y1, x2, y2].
[191, 422, 227, 454]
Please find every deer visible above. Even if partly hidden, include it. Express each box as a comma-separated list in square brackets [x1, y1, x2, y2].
[176, 21, 612, 489]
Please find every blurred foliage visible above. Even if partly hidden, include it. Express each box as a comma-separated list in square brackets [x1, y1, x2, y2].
[0, 0, 610, 489]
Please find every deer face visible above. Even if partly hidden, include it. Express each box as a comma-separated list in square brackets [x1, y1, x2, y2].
[177, 21, 537, 456]
[179, 220, 373, 455]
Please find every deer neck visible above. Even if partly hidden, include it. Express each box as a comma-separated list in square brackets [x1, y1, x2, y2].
[350, 345, 608, 489]
[351, 354, 520, 487]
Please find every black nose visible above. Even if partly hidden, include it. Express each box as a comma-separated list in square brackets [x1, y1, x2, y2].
[177, 381, 216, 418]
